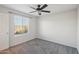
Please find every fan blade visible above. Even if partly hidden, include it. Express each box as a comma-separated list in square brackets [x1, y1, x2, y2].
[40, 4, 48, 10]
[29, 11, 37, 13]
[41, 10, 50, 13]
[30, 6, 36, 10]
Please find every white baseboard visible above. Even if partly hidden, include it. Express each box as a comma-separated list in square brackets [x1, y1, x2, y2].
[37, 35, 77, 48]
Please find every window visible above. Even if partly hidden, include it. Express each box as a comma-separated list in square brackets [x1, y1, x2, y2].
[13, 14, 29, 34]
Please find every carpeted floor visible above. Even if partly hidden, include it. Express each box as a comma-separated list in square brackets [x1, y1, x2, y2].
[0, 38, 78, 54]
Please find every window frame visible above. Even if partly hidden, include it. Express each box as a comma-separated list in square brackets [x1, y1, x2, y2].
[13, 14, 29, 35]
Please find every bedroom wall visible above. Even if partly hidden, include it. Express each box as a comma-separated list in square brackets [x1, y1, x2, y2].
[10, 17, 37, 46]
[77, 6, 79, 52]
[37, 9, 77, 48]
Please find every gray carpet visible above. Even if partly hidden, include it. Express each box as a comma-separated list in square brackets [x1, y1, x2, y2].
[0, 38, 78, 54]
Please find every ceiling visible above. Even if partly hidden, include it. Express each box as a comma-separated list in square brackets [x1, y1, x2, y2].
[2, 4, 78, 16]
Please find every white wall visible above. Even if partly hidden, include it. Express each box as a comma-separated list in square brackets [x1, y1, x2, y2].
[10, 17, 37, 46]
[77, 7, 79, 52]
[37, 9, 77, 48]
[8, 9, 37, 46]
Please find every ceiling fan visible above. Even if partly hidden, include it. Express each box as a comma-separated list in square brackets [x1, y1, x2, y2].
[29, 4, 51, 15]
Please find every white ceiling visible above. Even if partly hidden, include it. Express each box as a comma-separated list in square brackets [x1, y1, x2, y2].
[2, 4, 78, 16]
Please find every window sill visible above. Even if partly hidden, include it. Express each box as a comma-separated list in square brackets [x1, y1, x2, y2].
[14, 33, 28, 37]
